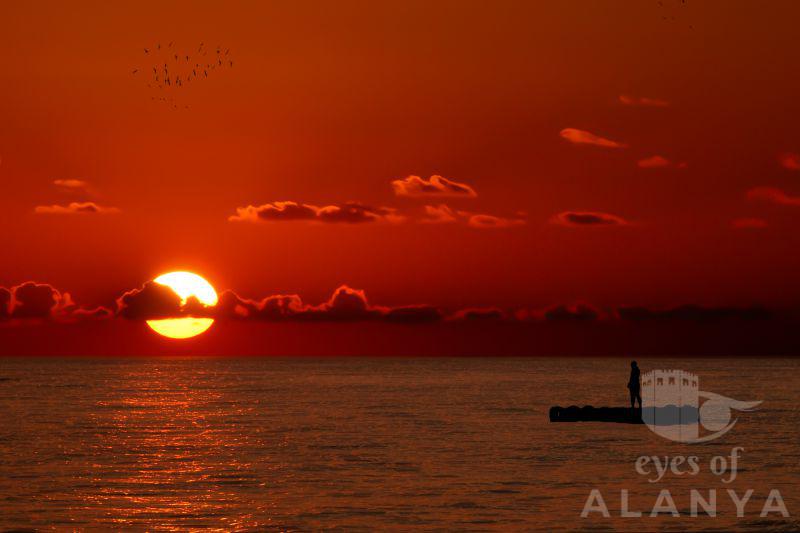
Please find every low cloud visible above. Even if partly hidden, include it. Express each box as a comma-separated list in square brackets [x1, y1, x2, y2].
[544, 303, 601, 322]
[619, 94, 669, 107]
[746, 187, 800, 207]
[385, 305, 442, 323]
[116, 281, 184, 319]
[551, 211, 628, 226]
[559, 128, 627, 149]
[0, 288, 10, 320]
[10, 282, 60, 319]
[1, 279, 792, 336]
[731, 217, 768, 229]
[212, 285, 438, 323]
[302, 285, 385, 320]
[466, 213, 526, 228]
[229, 201, 403, 224]
[34, 202, 120, 215]
[617, 305, 771, 322]
[70, 307, 114, 320]
[0, 282, 106, 321]
[391, 175, 477, 198]
[449, 307, 507, 321]
[421, 204, 458, 224]
[779, 153, 800, 170]
[422, 205, 525, 228]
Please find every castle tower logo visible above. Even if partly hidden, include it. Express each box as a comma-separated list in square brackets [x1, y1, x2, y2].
[641, 369, 761, 443]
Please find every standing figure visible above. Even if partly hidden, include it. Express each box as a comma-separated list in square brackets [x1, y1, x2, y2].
[628, 361, 641, 410]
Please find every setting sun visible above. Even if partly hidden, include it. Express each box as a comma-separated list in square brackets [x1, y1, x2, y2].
[146, 271, 218, 339]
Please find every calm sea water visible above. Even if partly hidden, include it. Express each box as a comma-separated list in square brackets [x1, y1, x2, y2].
[0, 357, 798, 531]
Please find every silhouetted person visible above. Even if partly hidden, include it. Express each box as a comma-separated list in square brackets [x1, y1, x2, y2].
[628, 361, 641, 410]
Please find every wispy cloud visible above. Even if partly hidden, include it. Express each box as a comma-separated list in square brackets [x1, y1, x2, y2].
[465, 213, 526, 228]
[639, 156, 670, 169]
[53, 179, 90, 191]
[229, 201, 404, 224]
[34, 202, 119, 215]
[636, 155, 687, 169]
[779, 153, 800, 170]
[746, 187, 800, 207]
[421, 204, 458, 224]
[559, 128, 626, 149]
[420, 205, 526, 228]
[551, 211, 628, 226]
[619, 94, 669, 107]
[731, 218, 768, 229]
[391, 175, 477, 198]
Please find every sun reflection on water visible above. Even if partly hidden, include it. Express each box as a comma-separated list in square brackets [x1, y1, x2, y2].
[83, 364, 266, 531]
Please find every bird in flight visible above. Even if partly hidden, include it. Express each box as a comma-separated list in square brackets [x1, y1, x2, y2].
[134, 41, 235, 108]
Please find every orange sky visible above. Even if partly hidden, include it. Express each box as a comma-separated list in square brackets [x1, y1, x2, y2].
[2, 0, 800, 320]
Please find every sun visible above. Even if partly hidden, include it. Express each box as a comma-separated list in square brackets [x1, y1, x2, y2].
[146, 271, 218, 339]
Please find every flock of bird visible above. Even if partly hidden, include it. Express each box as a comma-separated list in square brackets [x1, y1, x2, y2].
[656, 0, 693, 29]
[132, 42, 234, 109]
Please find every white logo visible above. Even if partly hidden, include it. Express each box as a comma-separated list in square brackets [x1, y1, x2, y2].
[641, 370, 761, 443]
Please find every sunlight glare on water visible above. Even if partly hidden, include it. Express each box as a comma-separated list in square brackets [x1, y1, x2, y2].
[0, 357, 798, 531]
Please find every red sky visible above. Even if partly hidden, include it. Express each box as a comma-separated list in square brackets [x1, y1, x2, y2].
[2, 1, 800, 355]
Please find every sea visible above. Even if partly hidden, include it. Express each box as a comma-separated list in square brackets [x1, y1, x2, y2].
[0, 357, 797, 531]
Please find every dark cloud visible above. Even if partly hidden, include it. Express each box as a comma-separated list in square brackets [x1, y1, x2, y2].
[116, 281, 183, 319]
[229, 201, 403, 224]
[316, 203, 401, 224]
[1, 282, 112, 322]
[544, 303, 601, 322]
[386, 305, 442, 323]
[70, 307, 114, 320]
[213, 290, 258, 319]
[10, 282, 60, 319]
[466, 213, 526, 228]
[1, 279, 786, 335]
[237, 201, 317, 221]
[210, 285, 441, 323]
[298, 286, 383, 321]
[391, 175, 477, 198]
[617, 305, 771, 322]
[0, 288, 10, 320]
[252, 294, 306, 320]
[34, 202, 119, 215]
[193, 290, 307, 321]
[449, 307, 506, 321]
[551, 211, 628, 226]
